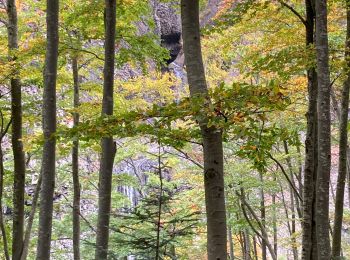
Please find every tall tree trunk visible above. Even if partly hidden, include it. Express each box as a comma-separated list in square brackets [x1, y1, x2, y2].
[95, 1, 117, 259]
[180, 1, 227, 259]
[6, 1, 26, 259]
[72, 57, 81, 260]
[331, 3, 350, 258]
[314, 0, 332, 257]
[36, 0, 59, 258]
[302, 0, 318, 258]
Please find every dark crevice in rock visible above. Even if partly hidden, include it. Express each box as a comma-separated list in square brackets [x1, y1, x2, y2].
[155, 3, 182, 66]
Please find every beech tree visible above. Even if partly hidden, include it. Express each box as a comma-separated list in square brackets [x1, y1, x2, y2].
[314, 0, 331, 258]
[332, 1, 350, 257]
[5, 1, 26, 259]
[95, 0, 117, 259]
[181, 1, 227, 259]
[36, 0, 59, 258]
[71, 56, 80, 260]
[302, 0, 318, 258]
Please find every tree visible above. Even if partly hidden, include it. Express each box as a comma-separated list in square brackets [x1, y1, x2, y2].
[71, 56, 81, 260]
[5, 1, 26, 259]
[36, 0, 59, 258]
[302, 0, 319, 258]
[314, 0, 331, 258]
[95, 0, 117, 259]
[181, 1, 227, 259]
[331, 0, 350, 257]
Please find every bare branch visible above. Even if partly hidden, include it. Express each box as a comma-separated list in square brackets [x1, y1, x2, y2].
[268, 153, 303, 202]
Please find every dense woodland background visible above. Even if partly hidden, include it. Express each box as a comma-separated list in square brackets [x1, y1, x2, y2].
[0, 0, 349, 259]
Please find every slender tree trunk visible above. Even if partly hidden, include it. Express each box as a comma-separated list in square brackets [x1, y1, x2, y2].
[155, 143, 163, 260]
[228, 224, 235, 259]
[347, 148, 350, 208]
[302, 0, 318, 259]
[252, 236, 258, 260]
[238, 231, 244, 258]
[239, 189, 277, 260]
[72, 57, 81, 260]
[243, 229, 250, 260]
[331, 3, 350, 258]
[0, 134, 10, 260]
[36, 0, 59, 258]
[296, 145, 304, 196]
[95, 1, 117, 259]
[21, 174, 42, 260]
[272, 190, 277, 258]
[314, 0, 332, 257]
[181, 1, 227, 259]
[283, 141, 302, 219]
[259, 173, 267, 260]
[290, 186, 299, 260]
[6, 1, 26, 259]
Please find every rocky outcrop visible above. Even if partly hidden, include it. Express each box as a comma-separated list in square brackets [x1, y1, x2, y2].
[200, 0, 223, 26]
[154, 3, 182, 65]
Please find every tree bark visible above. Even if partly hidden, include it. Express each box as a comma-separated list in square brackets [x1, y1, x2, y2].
[331, 3, 350, 258]
[36, 0, 59, 258]
[180, 1, 227, 259]
[72, 57, 81, 260]
[95, 1, 117, 259]
[302, 0, 319, 259]
[6, 1, 26, 259]
[314, 0, 332, 257]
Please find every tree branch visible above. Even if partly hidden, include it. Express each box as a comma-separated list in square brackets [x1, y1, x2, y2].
[276, 0, 307, 26]
[268, 153, 303, 202]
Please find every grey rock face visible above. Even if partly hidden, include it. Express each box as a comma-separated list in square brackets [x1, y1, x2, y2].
[154, 3, 182, 65]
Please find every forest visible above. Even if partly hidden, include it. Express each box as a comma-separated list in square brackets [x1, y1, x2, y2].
[0, 0, 349, 259]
